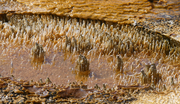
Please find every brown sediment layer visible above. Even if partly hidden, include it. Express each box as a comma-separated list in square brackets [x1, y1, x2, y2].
[0, 75, 179, 103]
[0, 0, 180, 103]
[1, 75, 176, 103]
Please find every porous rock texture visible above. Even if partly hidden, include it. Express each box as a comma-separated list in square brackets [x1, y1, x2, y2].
[1, 0, 180, 103]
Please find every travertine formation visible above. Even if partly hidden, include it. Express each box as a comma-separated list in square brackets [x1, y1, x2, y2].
[1, 14, 179, 62]
[1, 0, 180, 41]
[0, 14, 180, 103]
[140, 64, 161, 85]
[0, 0, 180, 103]
[31, 43, 45, 65]
[75, 55, 89, 72]
[74, 55, 90, 82]
[115, 56, 123, 73]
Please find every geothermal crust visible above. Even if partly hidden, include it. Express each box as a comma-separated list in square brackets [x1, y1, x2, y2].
[0, 0, 180, 103]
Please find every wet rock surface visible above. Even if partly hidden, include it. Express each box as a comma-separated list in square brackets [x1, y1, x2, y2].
[0, 75, 172, 103]
[0, 0, 180, 103]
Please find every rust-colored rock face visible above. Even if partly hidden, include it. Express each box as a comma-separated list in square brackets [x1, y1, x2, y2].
[0, 0, 180, 103]
[1, 0, 180, 39]
[14, 0, 180, 22]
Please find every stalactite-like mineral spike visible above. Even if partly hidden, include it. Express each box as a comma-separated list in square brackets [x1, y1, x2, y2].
[115, 56, 123, 73]
[140, 70, 147, 85]
[149, 64, 157, 81]
[171, 77, 174, 85]
[39, 78, 43, 84]
[144, 65, 151, 74]
[75, 55, 90, 72]
[71, 36, 77, 52]
[31, 42, 45, 65]
[162, 40, 170, 55]
[45, 77, 52, 84]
